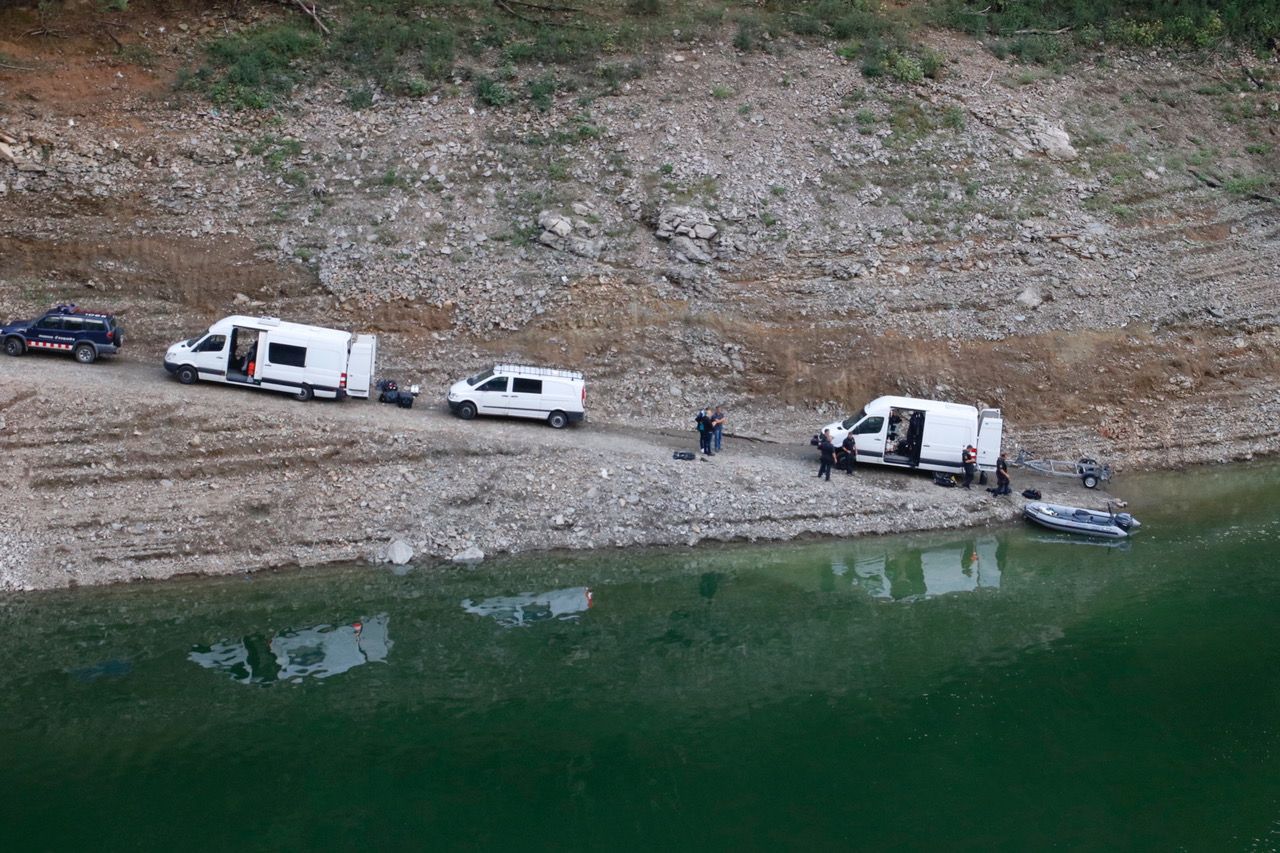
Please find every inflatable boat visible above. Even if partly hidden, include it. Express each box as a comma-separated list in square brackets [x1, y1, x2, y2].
[1023, 501, 1141, 539]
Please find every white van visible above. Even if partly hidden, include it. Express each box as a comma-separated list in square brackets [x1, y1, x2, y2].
[164, 315, 377, 402]
[447, 364, 585, 429]
[816, 395, 1003, 475]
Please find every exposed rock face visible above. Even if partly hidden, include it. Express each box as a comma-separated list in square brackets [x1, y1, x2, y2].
[535, 207, 603, 259]
[655, 205, 718, 264]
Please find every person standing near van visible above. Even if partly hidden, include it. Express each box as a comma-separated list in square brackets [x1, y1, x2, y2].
[711, 405, 726, 453]
[961, 444, 977, 490]
[817, 429, 836, 481]
[992, 451, 1012, 496]
[696, 407, 713, 455]
[840, 432, 856, 475]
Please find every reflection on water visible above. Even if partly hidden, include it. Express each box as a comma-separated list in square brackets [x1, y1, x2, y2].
[848, 535, 1002, 600]
[462, 587, 594, 627]
[188, 614, 392, 685]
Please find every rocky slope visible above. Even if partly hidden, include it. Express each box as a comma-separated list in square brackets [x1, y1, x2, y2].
[1, 5, 1277, 588]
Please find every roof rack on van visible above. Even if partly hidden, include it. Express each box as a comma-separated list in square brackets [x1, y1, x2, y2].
[258, 316, 282, 326]
[494, 363, 583, 381]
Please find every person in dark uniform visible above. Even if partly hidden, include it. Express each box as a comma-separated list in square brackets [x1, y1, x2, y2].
[961, 444, 977, 489]
[817, 430, 836, 481]
[992, 451, 1011, 495]
[839, 433, 856, 475]
[696, 407, 713, 455]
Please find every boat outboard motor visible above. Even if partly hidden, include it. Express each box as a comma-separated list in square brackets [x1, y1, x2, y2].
[1114, 513, 1139, 531]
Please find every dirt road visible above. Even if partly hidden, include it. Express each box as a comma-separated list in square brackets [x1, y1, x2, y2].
[1, 350, 1056, 591]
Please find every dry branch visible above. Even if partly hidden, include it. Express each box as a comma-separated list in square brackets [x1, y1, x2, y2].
[277, 0, 330, 35]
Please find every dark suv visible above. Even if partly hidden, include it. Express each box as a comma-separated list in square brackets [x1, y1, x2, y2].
[2, 304, 124, 364]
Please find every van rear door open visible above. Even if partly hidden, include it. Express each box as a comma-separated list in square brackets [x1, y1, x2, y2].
[347, 335, 376, 398]
[976, 409, 1003, 469]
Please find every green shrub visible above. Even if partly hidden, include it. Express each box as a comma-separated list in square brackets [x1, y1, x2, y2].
[346, 86, 374, 110]
[527, 75, 558, 112]
[734, 16, 765, 52]
[932, 0, 1279, 52]
[475, 76, 512, 108]
[200, 23, 321, 109]
[920, 47, 945, 79]
[886, 50, 923, 84]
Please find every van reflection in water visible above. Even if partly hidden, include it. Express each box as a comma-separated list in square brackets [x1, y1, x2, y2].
[188, 614, 392, 685]
[835, 536, 1003, 601]
[462, 587, 593, 628]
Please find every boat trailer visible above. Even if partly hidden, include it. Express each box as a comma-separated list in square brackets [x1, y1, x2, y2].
[1013, 449, 1113, 489]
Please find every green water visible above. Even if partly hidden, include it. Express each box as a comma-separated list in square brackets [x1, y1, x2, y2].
[2, 464, 1279, 851]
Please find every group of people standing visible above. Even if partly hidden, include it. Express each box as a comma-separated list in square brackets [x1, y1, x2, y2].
[694, 406, 726, 455]
[815, 429, 857, 481]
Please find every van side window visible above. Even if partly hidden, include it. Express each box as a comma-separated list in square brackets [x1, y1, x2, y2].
[477, 377, 508, 392]
[269, 343, 307, 368]
[39, 316, 64, 330]
[83, 318, 107, 333]
[853, 416, 885, 435]
[194, 334, 226, 353]
[61, 317, 84, 333]
[512, 378, 542, 394]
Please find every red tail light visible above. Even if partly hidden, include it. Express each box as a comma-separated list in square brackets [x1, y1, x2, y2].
[106, 331, 113, 341]
[340, 372, 347, 389]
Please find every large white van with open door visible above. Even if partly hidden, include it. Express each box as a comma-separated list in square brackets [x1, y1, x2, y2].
[447, 364, 585, 428]
[164, 315, 377, 402]
[815, 395, 1002, 475]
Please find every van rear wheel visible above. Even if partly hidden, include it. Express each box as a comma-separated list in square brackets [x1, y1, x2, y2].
[74, 343, 97, 364]
[547, 411, 569, 430]
[456, 401, 477, 420]
[295, 384, 314, 402]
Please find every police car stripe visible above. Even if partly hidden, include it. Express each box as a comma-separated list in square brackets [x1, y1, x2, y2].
[28, 341, 74, 350]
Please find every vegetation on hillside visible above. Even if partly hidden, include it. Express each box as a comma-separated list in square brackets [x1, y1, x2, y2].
[29, 0, 1277, 109]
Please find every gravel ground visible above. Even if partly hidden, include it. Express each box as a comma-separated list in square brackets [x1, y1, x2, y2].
[0, 353, 1096, 591]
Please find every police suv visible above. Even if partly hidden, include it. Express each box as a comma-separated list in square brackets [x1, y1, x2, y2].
[2, 304, 124, 364]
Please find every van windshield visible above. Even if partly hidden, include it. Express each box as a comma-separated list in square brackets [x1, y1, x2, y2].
[841, 409, 866, 430]
[468, 368, 494, 386]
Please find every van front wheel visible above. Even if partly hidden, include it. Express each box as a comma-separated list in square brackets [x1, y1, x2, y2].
[176, 365, 198, 385]
[547, 411, 569, 430]
[4, 337, 24, 357]
[295, 384, 314, 402]
[456, 401, 477, 420]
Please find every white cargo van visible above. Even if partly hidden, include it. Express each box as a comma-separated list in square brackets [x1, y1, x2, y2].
[447, 364, 585, 429]
[815, 395, 1002, 475]
[164, 315, 377, 402]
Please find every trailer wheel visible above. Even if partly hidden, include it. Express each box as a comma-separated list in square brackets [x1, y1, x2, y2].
[456, 401, 476, 420]
[295, 384, 314, 402]
[176, 365, 198, 385]
[1082, 474, 1099, 489]
[4, 337, 24, 357]
[74, 343, 97, 364]
[547, 411, 569, 430]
